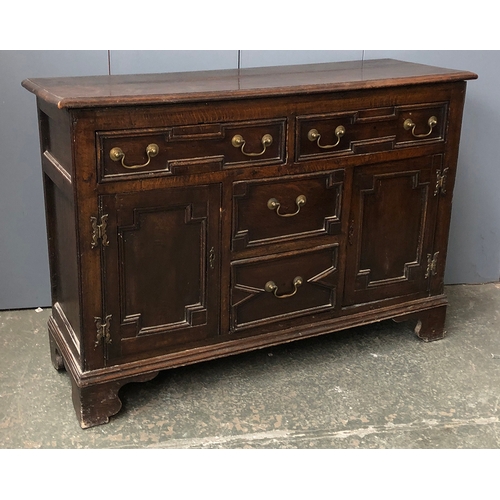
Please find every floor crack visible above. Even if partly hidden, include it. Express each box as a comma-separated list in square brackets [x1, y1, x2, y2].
[139, 415, 500, 448]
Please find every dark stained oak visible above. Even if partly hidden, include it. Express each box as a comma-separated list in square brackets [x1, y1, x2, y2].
[22, 59, 476, 109]
[393, 305, 448, 342]
[343, 155, 440, 305]
[70, 370, 159, 429]
[23, 59, 477, 428]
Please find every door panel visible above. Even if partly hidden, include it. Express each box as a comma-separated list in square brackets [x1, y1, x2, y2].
[101, 184, 221, 364]
[343, 155, 440, 306]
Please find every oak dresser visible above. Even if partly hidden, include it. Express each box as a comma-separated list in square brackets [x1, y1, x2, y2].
[22, 59, 477, 428]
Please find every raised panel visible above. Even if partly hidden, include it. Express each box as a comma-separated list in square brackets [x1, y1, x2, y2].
[118, 204, 207, 332]
[43, 174, 81, 359]
[101, 184, 221, 364]
[343, 156, 440, 306]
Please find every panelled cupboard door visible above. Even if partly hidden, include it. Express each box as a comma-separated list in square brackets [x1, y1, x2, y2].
[343, 155, 441, 306]
[99, 184, 221, 365]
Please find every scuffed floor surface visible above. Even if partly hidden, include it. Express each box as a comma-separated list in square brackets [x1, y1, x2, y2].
[1, 283, 500, 449]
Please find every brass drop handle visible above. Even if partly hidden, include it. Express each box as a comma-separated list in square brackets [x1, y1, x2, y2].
[265, 276, 303, 299]
[308, 125, 345, 149]
[267, 195, 306, 217]
[231, 133, 273, 156]
[109, 143, 159, 169]
[403, 116, 437, 138]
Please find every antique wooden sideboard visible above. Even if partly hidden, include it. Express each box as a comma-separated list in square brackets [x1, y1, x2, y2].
[22, 59, 477, 428]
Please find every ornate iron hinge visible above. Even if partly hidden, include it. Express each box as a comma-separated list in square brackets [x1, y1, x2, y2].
[209, 247, 216, 270]
[348, 219, 355, 245]
[425, 251, 439, 279]
[94, 314, 112, 347]
[90, 214, 109, 248]
[434, 168, 449, 196]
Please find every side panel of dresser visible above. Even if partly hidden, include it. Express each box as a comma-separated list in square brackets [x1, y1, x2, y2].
[428, 82, 468, 297]
[38, 99, 118, 375]
[37, 99, 83, 372]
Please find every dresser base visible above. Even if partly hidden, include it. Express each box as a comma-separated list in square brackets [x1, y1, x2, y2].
[23, 59, 475, 429]
[48, 297, 448, 428]
[70, 373, 160, 429]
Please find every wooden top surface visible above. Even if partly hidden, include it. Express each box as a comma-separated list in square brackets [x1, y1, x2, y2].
[22, 58, 478, 109]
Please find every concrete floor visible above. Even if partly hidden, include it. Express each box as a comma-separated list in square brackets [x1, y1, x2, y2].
[1, 283, 500, 449]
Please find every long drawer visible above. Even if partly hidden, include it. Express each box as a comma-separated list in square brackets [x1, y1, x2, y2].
[96, 118, 287, 181]
[296, 102, 447, 161]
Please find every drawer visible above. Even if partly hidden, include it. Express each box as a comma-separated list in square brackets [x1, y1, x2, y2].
[394, 103, 447, 147]
[296, 111, 359, 160]
[296, 102, 448, 161]
[230, 244, 339, 331]
[96, 119, 286, 181]
[232, 170, 344, 252]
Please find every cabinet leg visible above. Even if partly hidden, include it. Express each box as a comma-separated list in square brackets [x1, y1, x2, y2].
[49, 330, 65, 371]
[414, 305, 447, 342]
[394, 305, 447, 342]
[71, 372, 159, 429]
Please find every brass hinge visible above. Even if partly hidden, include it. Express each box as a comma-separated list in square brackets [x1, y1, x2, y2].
[434, 168, 449, 196]
[90, 214, 109, 248]
[94, 314, 112, 347]
[425, 251, 439, 279]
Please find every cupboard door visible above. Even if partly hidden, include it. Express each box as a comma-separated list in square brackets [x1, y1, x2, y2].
[101, 184, 221, 365]
[343, 156, 440, 306]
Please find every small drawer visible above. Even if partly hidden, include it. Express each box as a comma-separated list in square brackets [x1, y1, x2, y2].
[230, 245, 339, 331]
[296, 112, 357, 161]
[223, 120, 286, 166]
[232, 170, 344, 252]
[395, 103, 447, 146]
[98, 129, 167, 181]
[96, 119, 286, 182]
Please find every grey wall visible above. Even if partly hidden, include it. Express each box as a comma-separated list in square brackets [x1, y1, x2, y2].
[0, 50, 497, 310]
[0, 51, 108, 311]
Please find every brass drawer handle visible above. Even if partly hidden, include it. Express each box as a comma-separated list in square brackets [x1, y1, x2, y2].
[403, 116, 437, 138]
[308, 125, 345, 149]
[231, 133, 273, 157]
[267, 195, 306, 217]
[109, 143, 159, 169]
[265, 276, 303, 299]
